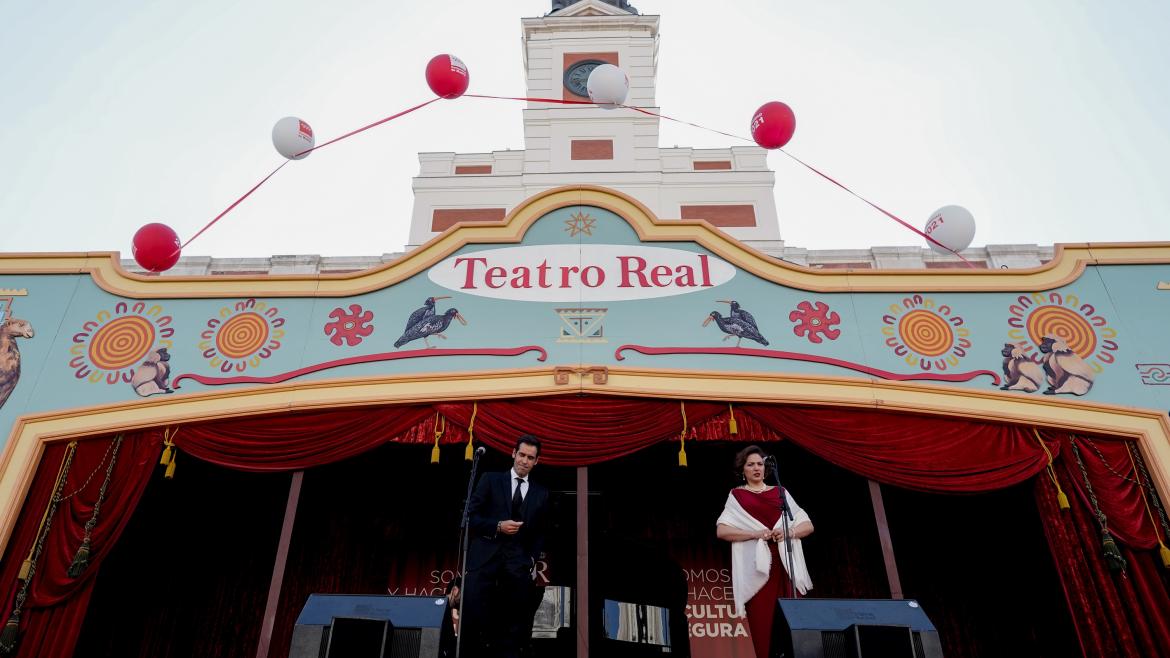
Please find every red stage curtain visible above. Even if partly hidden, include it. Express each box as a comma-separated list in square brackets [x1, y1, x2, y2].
[741, 404, 1059, 493]
[1035, 450, 1170, 657]
[1056, 435, 1159, 549]
[0, 433, 160, 657]
[173, 404, 434, 471]
[0, 404, 432, 657]
[431, 397, 726, 465]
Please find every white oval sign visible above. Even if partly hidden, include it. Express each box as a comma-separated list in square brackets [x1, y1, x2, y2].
[427, 244, 736, 302]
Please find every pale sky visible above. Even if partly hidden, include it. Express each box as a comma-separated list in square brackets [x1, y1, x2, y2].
[2, 0, 1167, 259]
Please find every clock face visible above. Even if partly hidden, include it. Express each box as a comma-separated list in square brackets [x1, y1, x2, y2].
[563, 60, 607, 98]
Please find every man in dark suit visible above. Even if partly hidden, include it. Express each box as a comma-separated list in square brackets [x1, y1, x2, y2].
[461, 435, 549, 658]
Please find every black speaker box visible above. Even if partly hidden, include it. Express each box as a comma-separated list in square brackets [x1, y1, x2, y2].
[771, 598, 942, 658]
[289, 594, 449, 658]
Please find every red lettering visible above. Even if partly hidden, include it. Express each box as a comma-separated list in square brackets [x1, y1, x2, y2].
[619, 256, 649, 287]
[698, 254, 713, 287]
[650, 265, 672, 287]
[510, 266, 532, 288]
[581, 265, 605, 287]
[485, 266, 507, 289]
[453, 257, 487, 289]
[675, 264, 697, 287]
[537, 260, 552, 288]
[560, 265, 580, 288]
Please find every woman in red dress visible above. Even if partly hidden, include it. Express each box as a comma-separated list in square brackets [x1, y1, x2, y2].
[716, 445, 814, 658]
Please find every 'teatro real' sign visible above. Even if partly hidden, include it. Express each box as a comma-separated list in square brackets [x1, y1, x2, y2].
[428, 244, 736, 302]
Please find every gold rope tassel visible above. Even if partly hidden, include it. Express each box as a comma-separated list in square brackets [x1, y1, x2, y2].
[431, 414, 445, 464]
[165, 450, 177, 479]
[1125, 442, 1170, 568]
[2, 442, 78, 655]
[727, 403, 738, 435]
[678, 401, 689, 467]
[465, 403, 478, 461]
[159, 427, 178, 474]
[1033, 429, 1069, 510]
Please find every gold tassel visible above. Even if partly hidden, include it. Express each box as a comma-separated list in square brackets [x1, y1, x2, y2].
[465, 403, 478, 461]
[160, 427, 177, 467]
[431, 414, 444, 464]
[678, 401, 689, 467]
[728, 403, 738, 435]
[67, 538, 91, 578]
[1125, 442, 1170, 569]
[0, 613, 19, 653]
[165, 451, 177, 479]
[16, 559, 31, 582]
[1033, 429, 1069, 510]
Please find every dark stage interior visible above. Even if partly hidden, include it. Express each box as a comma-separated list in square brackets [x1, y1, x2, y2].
[72, 439, 1077, 657]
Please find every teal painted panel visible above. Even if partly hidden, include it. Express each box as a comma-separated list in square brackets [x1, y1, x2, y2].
[2, 206, 1169, 451]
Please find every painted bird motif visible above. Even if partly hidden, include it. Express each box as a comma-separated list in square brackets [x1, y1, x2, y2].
[717, 300, 759, 332]
[403, 296, 451, 333]
[703, 311, 768, 347]
[395, 308, 467, 349]
[0, 317, 35, 411]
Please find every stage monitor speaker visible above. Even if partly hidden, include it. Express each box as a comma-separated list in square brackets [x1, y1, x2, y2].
[289, 594, 448, 658]
[771, 598, 943, 658]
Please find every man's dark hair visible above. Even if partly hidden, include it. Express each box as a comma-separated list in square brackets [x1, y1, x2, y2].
[516, 434, 542, 457]
[733, 444, 768, 474]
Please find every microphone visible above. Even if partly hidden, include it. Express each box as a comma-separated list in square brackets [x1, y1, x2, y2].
[474, 446, 487, 456]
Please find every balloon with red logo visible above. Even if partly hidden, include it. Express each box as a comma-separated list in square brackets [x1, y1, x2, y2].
[272, 116, 315, 160]
[924, 205, 976, 255]
[132, 223, 182, 272]
[426, 54, 470, 99]
[750, 101, 796, 149]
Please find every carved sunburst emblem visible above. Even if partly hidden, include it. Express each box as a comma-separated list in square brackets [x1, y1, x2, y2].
[564, 211, 596, 237]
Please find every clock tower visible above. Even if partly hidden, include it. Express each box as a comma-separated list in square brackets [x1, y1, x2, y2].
[520, 0, 660, 175]
[409, 0, 782, 251]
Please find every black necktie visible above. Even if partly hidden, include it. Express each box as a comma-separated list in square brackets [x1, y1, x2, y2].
[511, 477, 524, 521]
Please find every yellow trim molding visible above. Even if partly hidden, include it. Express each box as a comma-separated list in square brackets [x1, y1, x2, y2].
[1, 368, 1168, 556]
[3, 186, 1169, 297]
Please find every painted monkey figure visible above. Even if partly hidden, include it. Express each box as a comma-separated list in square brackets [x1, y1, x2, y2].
[131, 348, 173, 397]
[1039, 336, 1095, 396]
[1000, 342, 1045, 393]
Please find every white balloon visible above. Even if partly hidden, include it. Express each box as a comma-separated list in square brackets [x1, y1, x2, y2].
[586, 64, 629, 109]
[924, 205, 976, 254]
[272, 116, 315, 160]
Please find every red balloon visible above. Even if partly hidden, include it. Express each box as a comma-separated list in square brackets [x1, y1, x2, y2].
[750, 101, 796, 149]
[425, 54, 470, 99]
[132, 223, 181, 272]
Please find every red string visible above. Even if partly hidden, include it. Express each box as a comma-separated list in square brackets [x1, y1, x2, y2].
[295, 97, 440, 156]
[611, 103, 975, 266]
[175, 99, 441, 255]
[175, 92, 973, 266]
[177, 160, 288, 252]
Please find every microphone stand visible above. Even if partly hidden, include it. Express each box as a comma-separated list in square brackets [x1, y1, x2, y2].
[455, 447, 484, 658]
[767, 456, 796, 599]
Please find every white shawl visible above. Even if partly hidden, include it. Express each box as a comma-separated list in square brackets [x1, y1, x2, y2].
[716, 488, 813, 616]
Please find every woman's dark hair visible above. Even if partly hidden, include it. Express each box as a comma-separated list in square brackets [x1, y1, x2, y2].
[733, 444, 768, 474]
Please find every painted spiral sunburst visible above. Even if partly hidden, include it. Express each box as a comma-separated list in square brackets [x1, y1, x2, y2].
[1006, 292, 1118, 372]
[70, 302, 174, 384]
[200, 299, 285, 372]
[881, 295, 971, 371]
